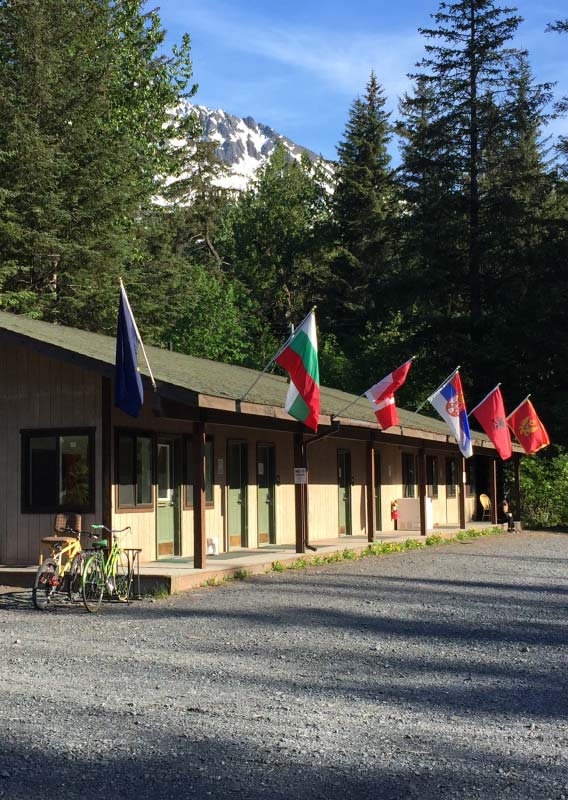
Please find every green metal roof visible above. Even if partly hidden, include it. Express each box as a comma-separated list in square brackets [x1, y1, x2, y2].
[0, 309, 491, 443]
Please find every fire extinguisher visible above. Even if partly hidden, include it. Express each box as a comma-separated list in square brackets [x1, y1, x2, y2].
[391, 500, 398, 530]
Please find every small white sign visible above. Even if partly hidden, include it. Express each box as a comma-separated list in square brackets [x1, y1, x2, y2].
[217, 458, 224, 476]
[257, 462, 264, 475]
[294, 467, 308, 484]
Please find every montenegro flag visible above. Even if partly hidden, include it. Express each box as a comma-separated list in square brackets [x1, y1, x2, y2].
[507, 398, 550, 455]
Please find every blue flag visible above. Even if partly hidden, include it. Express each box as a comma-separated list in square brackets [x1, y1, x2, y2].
[115, 286, 144, 417]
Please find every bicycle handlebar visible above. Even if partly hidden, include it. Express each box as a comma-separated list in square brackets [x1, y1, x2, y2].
[62, 526, 82, 538]
[91, 524, 132, 534]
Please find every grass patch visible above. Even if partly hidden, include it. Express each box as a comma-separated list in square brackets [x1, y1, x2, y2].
[232, 569, 252, 581]
[266, 526, 506, 575]
[146, 585, 170, 600]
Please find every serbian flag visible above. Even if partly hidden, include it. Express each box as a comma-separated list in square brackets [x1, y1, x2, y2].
[507, 397, 550, 455]
[276, 310, 320, 432]
[428, 368, 473, 458]
[470, 384, 512, 460]
[364, 359, 413, 430]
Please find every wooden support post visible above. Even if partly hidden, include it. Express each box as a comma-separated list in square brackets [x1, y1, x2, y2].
[458, 457, 466, 530]
[193, 421, 207, 569]
[418, 448, 427, 537]
[294, 432, 306, 554]
[101, 376, 112, 531]
[489, 458, 498, 524]
[513, 454, 521, 523]
[366, 440, 376, 542]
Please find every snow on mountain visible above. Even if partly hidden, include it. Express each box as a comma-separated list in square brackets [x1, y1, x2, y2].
[172, 100, 330, 191]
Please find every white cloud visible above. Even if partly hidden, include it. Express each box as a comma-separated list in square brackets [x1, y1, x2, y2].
[176, 1, 423, 100]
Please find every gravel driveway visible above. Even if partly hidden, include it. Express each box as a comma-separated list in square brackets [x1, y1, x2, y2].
[1, 531, 566, 800]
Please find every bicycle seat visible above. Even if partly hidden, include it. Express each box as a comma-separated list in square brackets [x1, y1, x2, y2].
[41, 536, 76, 545]
[91, 539, 108, 548]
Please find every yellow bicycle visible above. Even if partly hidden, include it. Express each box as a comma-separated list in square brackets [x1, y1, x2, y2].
[32, 527, 85, 610]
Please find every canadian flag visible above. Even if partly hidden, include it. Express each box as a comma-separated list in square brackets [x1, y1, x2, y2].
[365, 359, 413, 430]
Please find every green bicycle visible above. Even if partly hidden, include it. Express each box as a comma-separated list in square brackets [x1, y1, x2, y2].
[81, 525, 133, 613]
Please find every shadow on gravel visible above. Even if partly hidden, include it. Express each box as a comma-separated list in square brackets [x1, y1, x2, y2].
[0, 729, 564, 800]
[138, 601, 566, 648]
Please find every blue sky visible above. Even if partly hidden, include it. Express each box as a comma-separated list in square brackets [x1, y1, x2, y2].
[156, 0, 568, 160]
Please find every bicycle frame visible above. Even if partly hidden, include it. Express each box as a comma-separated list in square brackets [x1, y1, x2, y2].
[44, 536, 82, 579]
[84, 524, 133, 604]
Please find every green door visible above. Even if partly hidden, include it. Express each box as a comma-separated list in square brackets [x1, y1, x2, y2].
[257, 443, 276, 545]
[337, 449, 352, 535]
[156, 439, 181, 557]
[374, 450, 382, 532]
[227, 441, 248, 549]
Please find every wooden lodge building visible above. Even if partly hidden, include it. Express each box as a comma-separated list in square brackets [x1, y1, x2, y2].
[0, 311, 520, 568]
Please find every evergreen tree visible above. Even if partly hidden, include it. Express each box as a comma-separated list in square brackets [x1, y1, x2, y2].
[547, 19, 568, 167]
[326, 73, 398, 342]
[398, 0, 527, 393]
[0, 0, 196, 329]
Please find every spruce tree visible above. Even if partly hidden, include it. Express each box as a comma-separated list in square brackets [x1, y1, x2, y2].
[0, 0, 196, 330]
[328, 73, 397, 332]
[398, 0, 526, 393]
[547, 20, 568, 167]
[320, 72, 399, 391]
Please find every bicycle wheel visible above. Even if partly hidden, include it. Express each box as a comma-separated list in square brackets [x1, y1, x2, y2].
[114, 549, 132, 602]
[82, 554, 104, 613]
[32, 558, 60, 611]
[67, 553, 83, 603]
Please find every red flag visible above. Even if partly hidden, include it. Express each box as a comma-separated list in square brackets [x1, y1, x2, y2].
[507, 398, 550, 455]
[471, 385, 512, 460]
[364, 359, 413, 430]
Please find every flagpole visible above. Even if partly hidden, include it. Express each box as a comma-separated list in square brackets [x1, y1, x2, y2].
[415, 366, 460, 414]
[506, 394, 531, 420]
[119, 278, 157, 390]
[332, 356, 416, 421]
[240, 306, 316, 403]
[330, 391, 368, 422]
[468, 383, 501, 417]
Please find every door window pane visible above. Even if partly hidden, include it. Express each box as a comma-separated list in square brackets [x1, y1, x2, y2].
[426, 456, 438, 498]
[157, 443, 171, 502]
[402, 454, 416, 498]
[446, 459, 457, 497]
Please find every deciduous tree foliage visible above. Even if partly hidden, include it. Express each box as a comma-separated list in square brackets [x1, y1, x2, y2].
[218, 143, 331, 353]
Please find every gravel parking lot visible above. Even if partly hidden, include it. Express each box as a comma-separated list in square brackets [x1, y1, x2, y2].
[1, 531, 566, 800]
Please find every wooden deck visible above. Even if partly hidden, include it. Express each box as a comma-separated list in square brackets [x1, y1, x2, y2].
[0, 522, 500, 594]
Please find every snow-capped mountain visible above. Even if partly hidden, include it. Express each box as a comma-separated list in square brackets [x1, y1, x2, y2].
[172, 101, 328, 191]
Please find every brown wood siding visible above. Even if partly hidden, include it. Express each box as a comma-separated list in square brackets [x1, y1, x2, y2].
[0, 342, 102, 565]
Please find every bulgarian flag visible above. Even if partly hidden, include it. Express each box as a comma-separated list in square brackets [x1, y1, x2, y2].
[276, 310, 320, 432]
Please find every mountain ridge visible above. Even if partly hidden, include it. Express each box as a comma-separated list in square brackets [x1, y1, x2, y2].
[173, 100, 329, 191]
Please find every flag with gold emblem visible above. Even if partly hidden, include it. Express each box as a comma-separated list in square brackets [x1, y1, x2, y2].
[507, 397, 550, 455]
